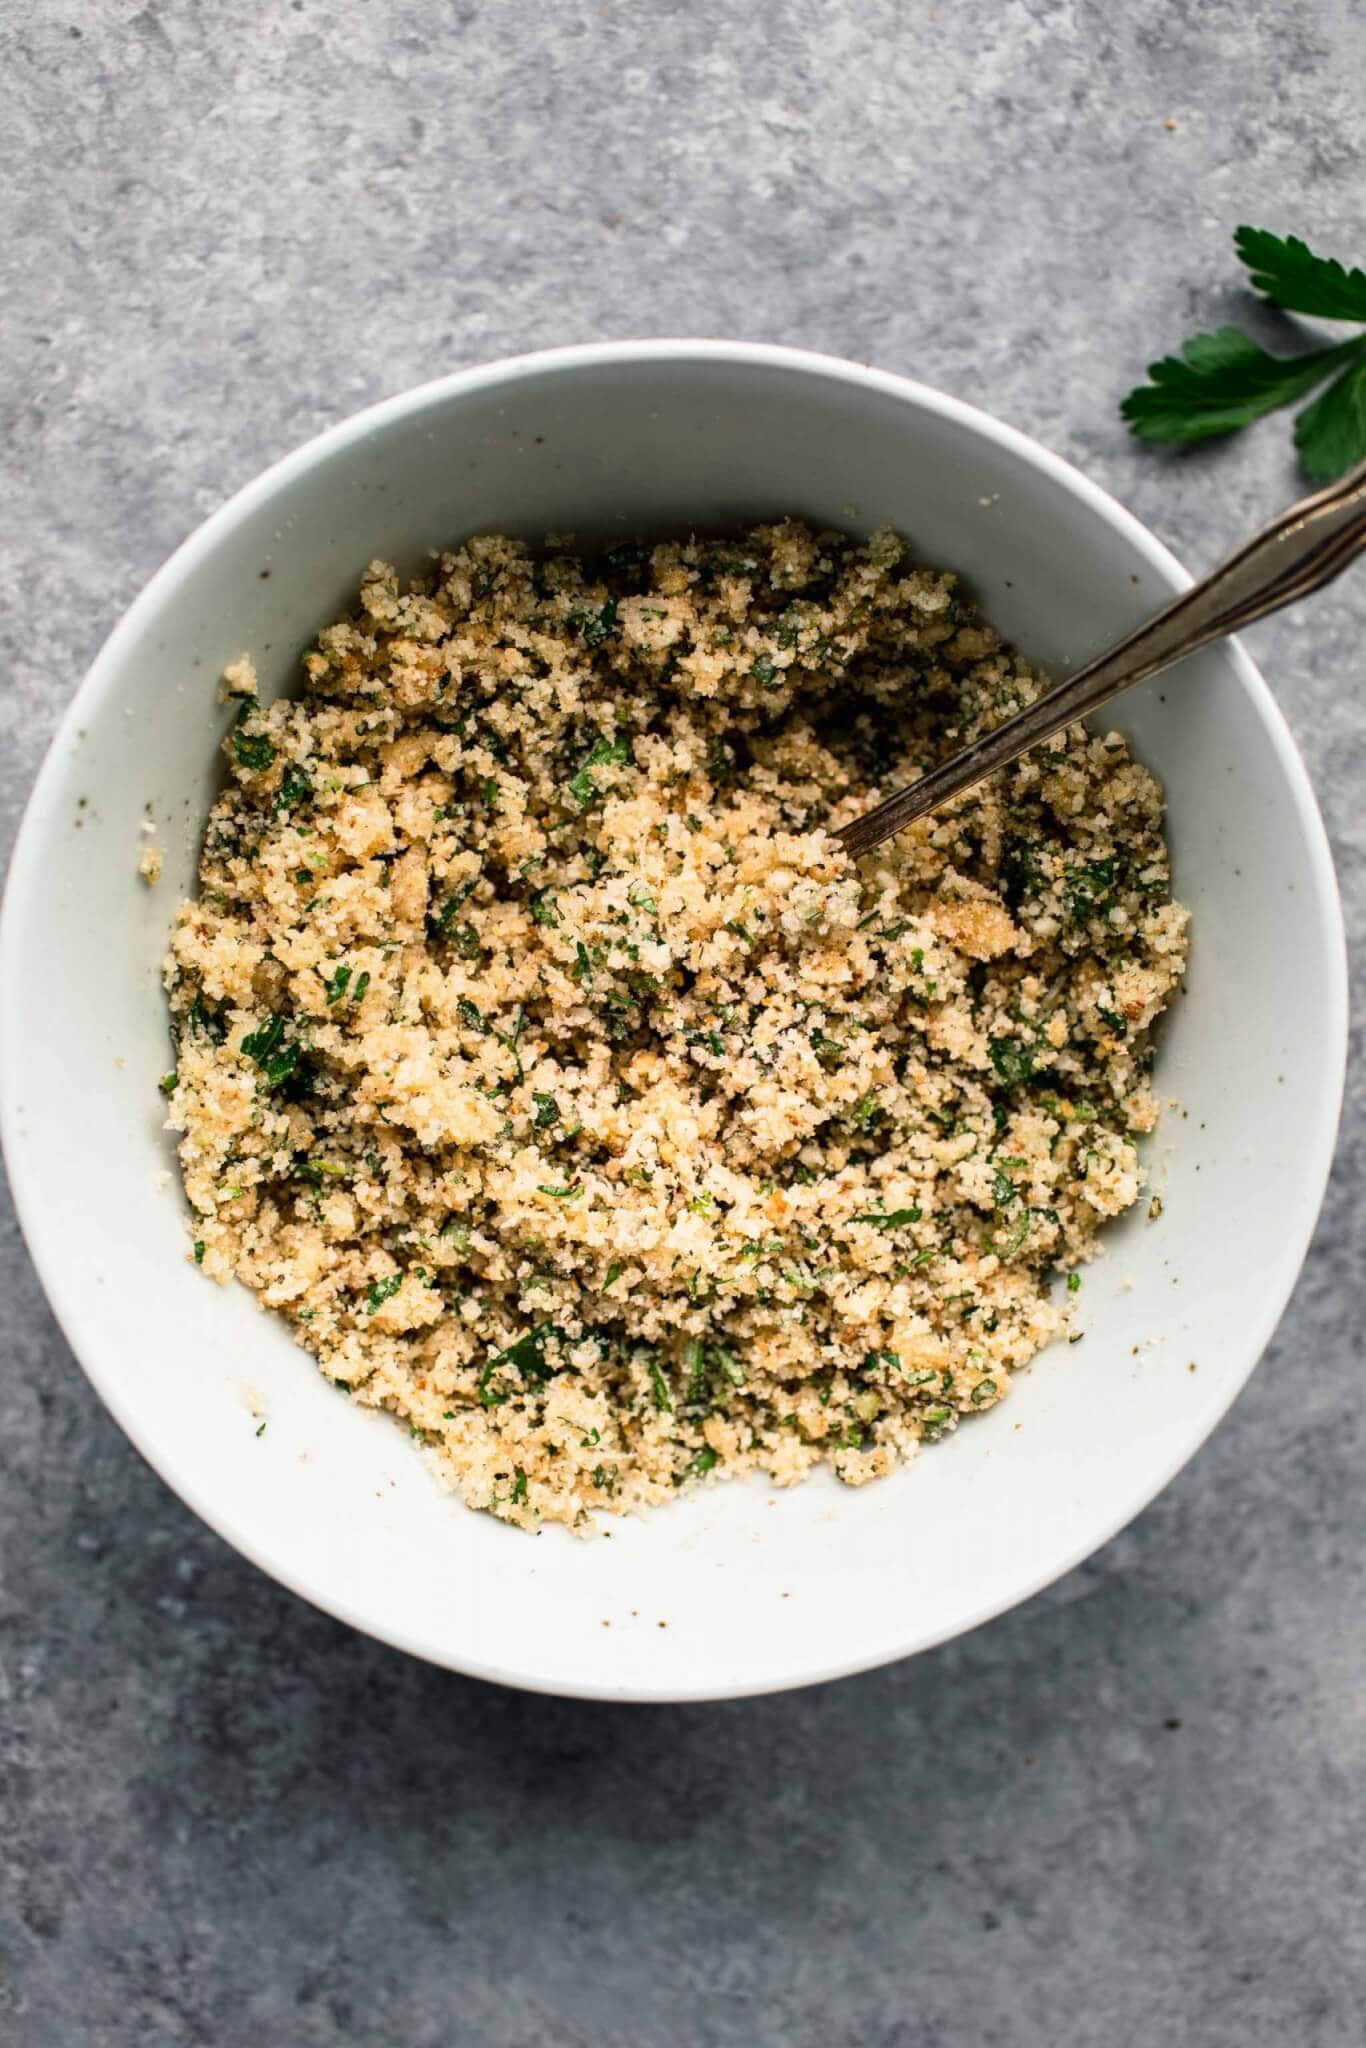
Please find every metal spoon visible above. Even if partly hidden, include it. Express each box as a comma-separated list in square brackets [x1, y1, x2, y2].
[836, 455, 1366, 860]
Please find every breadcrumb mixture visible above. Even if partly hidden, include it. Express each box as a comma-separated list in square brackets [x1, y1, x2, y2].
[163, 522, 1186, 1531]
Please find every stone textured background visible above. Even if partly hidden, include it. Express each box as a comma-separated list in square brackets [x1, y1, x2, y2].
[2, 3, 1363, 2043]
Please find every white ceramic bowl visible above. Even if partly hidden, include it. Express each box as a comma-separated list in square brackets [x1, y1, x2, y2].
[1, 343, 1347, 1701]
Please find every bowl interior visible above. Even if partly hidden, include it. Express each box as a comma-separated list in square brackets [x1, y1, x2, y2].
[1, 346, 1344, 1699]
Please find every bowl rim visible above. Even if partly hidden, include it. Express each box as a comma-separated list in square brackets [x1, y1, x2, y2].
[0, 339, 1349, 1701]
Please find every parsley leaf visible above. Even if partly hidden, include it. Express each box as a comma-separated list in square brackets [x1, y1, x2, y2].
[1121, 326, 1366, 446]
[1294, 355, 1366, 484]
[1122, 226, 1366, 481]
[1235, 226, 1366, 324]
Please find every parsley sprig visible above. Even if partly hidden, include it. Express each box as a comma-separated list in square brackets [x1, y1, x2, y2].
[1121, 227, 1366, 482]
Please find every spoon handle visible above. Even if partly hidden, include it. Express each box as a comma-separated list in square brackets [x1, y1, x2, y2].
[836, 454, 1366, 861]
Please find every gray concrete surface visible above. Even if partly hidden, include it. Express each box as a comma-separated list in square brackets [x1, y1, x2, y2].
[2, 2, 1364, 2043]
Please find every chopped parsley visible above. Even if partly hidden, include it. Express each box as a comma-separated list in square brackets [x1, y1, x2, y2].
[1066, 856, 1119, 922]
[436, 879, 478, 928]
[365, 1272, 403, 1314]
[566, 732, 630, 809]
[274, 763, 311, 813]
[991, 1211, 1032, 1257]
[577, 597, 619, 646]
[187, 993, 225, 1044]
[988, 1037, 1036, 1087]
[232, 714, 276, 772]
[809, 1029, 843, 1071]
[241, 1013, 303, 1088]
[479, 1322, 559, 1407]
[849, 1093, 886, 1132]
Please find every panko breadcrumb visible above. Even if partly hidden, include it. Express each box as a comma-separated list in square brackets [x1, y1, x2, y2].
[163, 522, 1186, 1532]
